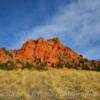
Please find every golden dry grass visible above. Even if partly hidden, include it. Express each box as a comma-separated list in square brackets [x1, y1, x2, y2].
[0, 69, 100, 100]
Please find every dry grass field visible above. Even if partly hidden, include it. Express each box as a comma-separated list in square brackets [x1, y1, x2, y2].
[0, 68, 100, 100]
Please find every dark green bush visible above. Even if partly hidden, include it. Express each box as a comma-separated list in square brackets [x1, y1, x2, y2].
[34, 62, 48, 71]
[0, 61, 14, 70]
[24, 62, 33, 69]
[92, 63, 100, 72]
[82, 63, 89, 70]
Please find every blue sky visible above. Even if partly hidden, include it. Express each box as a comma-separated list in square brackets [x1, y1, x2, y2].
[0, 0, 100, 59]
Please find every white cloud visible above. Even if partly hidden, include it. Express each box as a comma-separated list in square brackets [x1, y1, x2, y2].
[25, 0, 100, 59]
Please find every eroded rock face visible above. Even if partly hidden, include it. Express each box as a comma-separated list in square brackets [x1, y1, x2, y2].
[0, 37, 99, 69]
[0, 48, 12, 63]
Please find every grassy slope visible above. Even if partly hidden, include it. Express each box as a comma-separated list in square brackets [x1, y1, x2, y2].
[0, 69, 100, 100]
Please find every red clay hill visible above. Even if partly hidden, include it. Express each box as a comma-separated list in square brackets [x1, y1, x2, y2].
[0, 37, 100, 71]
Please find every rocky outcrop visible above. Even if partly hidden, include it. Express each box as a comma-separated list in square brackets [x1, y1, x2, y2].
[0, 37, 99, 71]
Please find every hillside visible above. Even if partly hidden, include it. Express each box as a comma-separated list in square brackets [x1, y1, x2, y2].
[0, 37, 100, 71]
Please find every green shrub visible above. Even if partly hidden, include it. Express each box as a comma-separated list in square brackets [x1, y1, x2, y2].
[34, 58, 48, 70]
[93, 63, 100, 72]
[82, 63, 89, 70]
[24, 62, 33, 69]
[56, 56, 68, 68]
[34, 62, 48, 71]
[0, 61, 14, 70]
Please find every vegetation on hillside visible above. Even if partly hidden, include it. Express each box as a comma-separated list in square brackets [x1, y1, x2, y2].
[0, 59, 100, 71]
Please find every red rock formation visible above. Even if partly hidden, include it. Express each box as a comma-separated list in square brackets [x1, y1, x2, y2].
[0, 37, 99, 70]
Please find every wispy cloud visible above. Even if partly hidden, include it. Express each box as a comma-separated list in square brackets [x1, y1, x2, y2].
[22, 0, 100, 59]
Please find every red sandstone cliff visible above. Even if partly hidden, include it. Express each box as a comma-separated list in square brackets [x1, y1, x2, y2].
[0, 37, 99, 70]
[11, 37, 81, 66]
